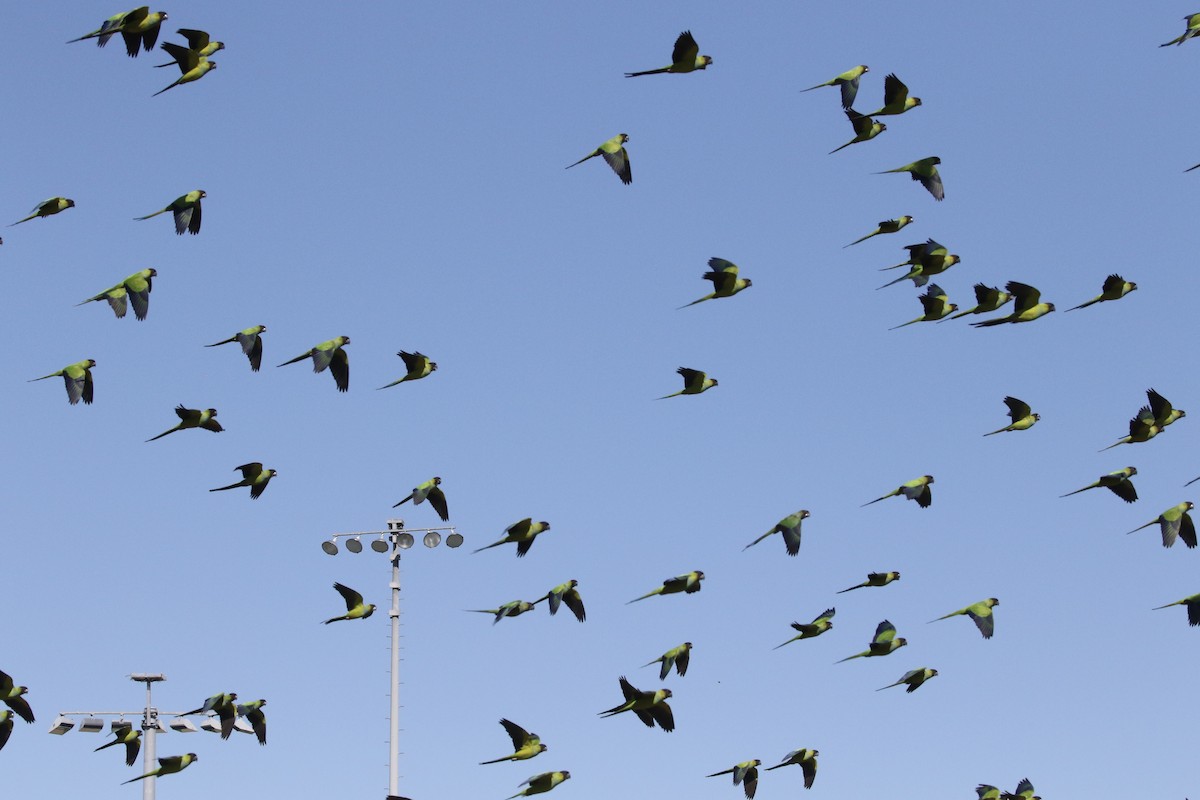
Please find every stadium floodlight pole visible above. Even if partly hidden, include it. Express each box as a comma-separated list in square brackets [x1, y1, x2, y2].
[321, 518, 463, 799]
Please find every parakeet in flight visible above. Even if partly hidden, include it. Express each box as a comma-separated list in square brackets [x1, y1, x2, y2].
[236, 699, 267, 745]
[135, 190, 205, 234]
[29, 359, 95, 405]
[929, 598, 999, 639]
[95, 725, 141, 765]
[678, 258, 752, 308]
[1100, 405, 1159, 451]
[393, 476, 449, 521]
[470, 600, 538, 625]
[836, 619, 908, 662]
[947, 283, 1013, 320]
[154, 42, 217, 96]
[68, 7, 167, 57]
[180, 693, 237, 739]
[206, 326, 267, 371]
[801, 65, 868, 108]
[844, 215, 913, 248]
[1000, 778, 1042, 800]
[984, 397, 1038, 436]
[1066, 274, 1136, 311]
[10, 197, 74, 226]
[877, 667, 938, 693]
[744, 509, 810, 556]
[146, 405, 222, 442]
[1147, 388, 1186, 428]
[976, 786, 1002, 800]
[1153, 592, 1200, 626]
[1127, 502, 1196, 548]
[706, 760, 762, 800]
[863, 476, 933, 508]
[773, 608, 835, 649]
[78, 268, 157, 320]
[0, 670, 34, 723]
[0, 710, 12, 753]
[154, 28, 224, 64]
[764, 748, 818, 789]
[837, 572, 900, 594]
[278, 336, 350, 392]
[378, 351, 437, 389]
[480, 718, 547, 764]
[970, 282, 1055, 326]
[323, 582, 375, 624]
[628, 571, 705, 603]
[1161, 13, 1200, 46]
[876, 156, 942, 201]
[473, 518, 550, 557]
[865, 74, 922, 116]
[889, 283, 957, 328]
[566, 134, 631, 184]
[657, 367, 717, 399]
[829, 110, 886, 154]
[209, 463, 276, 499]
[625, 31, 711, 77]
[643, 642, 691, 680]
[121, 753, 197, 784]
[1060, 467, 1138, 503]
[534, 580, 586, 622]
[598, 677, 674, 731]
[506, 771, 571, 799]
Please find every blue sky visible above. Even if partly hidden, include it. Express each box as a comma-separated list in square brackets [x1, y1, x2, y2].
[3, 2, 1198, 798]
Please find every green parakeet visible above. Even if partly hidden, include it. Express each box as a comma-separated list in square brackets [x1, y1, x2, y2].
[134, 190, 205, 234]
[657, 367, 717, 399]
[209, 463, 276, 499]
[155, 28, 224, 64]
[470, 600, 537, 625]
[29, 359, 95, 405]
[379, 351, 437, 389]
[863, 476, 933, 508]
[121, 753, 197, 785]
[829, 109, 886, 154]
[0, 670, 33, 723]
[764, 748, 817, 789]
[1127, 502, 1196, 548]
[278, 336, 350, 392]
[1067, 274, 1136, 311]
[929, 598, 999, 639]
[889, 283, 957, 328]
[801, 65, 868, 108]
[643, 642, 691, 679]
[69, 7, 167, 57]
[878, 250, 960, 289]
[678, 258, 752, 308]
[206, 326, 266, 371]
[836, 619, 907, 662]
[566, 134, 631, 184]
[10, 197, 74, 226]
[480, 718, 547, 764]
[1153, 592, 1200, 626]
[971, 282, 1055, 326]
[947, 283, 1012, 320]
[1100, 405, 1159, 450]
[1161, 13, 1200, 46]
[1060, 467, 1138, 503]
[393, 476, 449, 521]
[236, 699, 267, 745]
[0, 710, 11, 753]
[78, 268, 156, 320]
[876, 156, 942, 201]
[984, 396, 1038, 436]
[706, 760, 762, 800]
[323, 582, 375, 624]
[744, 509, 810, 556]
[864, 74, 922, 116]
[625, 31, 711, 77]
[844, 215, 913, 248]
[180, 693, 237, 739]
[976, 786, 1002, 800]
[154, 42, 217, 96]
[877, 667, 938, 692]
[506, 771, 570, 799]
[473, 518, 550, 557]
[628, 571, 704, 603]
[146, 405, 222, 442]
[1147, 388, 1186, 428]
[1001, 778, 1041, 800]
[598, 677, 674, 731]
[837, 572, 900, 594]
[534, 580, 586, 622]
[95, 725, 141, 765]
[773, 608, 835, 649]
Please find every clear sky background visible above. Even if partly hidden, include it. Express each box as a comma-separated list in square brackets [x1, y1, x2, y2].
[3, 2, 1198, 798]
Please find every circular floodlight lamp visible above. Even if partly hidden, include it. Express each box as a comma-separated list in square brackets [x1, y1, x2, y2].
[346, 536, 363, 553]
[396, 533, 415, 549]
[321, 540, 339, 556]
[446, 532, 464, 548]
[371, 536, 390, 553]
[423, 531, 441, 548]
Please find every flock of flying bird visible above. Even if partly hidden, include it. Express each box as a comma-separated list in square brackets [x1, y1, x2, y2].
[7, 10, 1200, 800]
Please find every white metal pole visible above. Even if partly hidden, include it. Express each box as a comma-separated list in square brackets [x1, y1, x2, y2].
[388, 546, 401, 797]
[141, 680, 156, 800]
